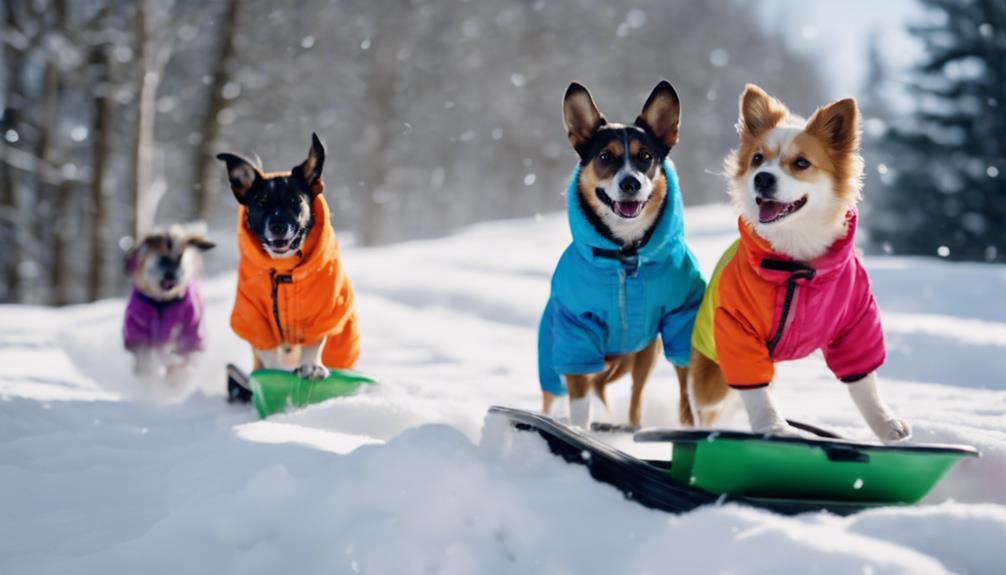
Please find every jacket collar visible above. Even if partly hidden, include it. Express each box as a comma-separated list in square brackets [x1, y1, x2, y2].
[739, 209, 859, 284]
[237, 194, 339, 278]
[131, 281, 194, 310]
[566, 158, 685, 271]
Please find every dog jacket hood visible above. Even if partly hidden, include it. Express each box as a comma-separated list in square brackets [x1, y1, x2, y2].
[537, 160, 706, 396]
[123, 281, 205, 353]
[691, 210, 885, 388]
[231, 193, 359, 368]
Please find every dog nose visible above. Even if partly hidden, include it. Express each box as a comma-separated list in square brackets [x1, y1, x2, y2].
[754, 172, 777, 196]
[268, 221, 288, 236]
[619, 176, 641, 196]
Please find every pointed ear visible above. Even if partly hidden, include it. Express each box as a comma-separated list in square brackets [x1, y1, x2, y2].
[805, 97, 860, 154]
[293, 132, 325, 194]
[635, 80, 681, 153]
[739, 84, 788, 139]
[563, 82, 607, 159]
[216, 152, 261, 204]
[186, 235, 216, 252]
[124, 235, 162, 275]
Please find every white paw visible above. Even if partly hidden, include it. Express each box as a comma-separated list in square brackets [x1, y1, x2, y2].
[873, 417, 912, 442]
[756, 423, 812, 439]
[294, 364, 330, 381]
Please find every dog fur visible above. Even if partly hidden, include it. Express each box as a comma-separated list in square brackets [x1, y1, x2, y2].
[124, 225, 214, 377]
[543, 81, 689, 429]
[682, 85, 910, 441]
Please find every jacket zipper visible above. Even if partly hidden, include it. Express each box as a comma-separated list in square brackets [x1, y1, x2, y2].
[270, 269, 293, 344]
[618, 268, 628, 349]
[767, 268, 816, 357]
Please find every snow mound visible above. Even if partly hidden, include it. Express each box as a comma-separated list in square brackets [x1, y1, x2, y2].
[2, 204, 1004, 574]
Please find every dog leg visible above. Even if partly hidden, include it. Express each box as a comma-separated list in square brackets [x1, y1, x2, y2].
[565, 374, 592, 429]
[132, 348, 157, 376]
[685, 350, 731, 427]
[294, 337, 330, 380]
[254, 348, 285, 370]
[847, 372, 911, 441]
[628, 339, 660, 428]
[542, 392, 557, 416]
[738, 386, 801, 436]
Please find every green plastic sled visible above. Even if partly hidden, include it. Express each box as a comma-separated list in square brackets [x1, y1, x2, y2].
[249, 369, 378, 419]
[634, 429, 979, 505]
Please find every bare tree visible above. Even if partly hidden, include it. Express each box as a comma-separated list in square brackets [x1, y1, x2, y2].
[130, 0, 173, 240]
[192, 0, 241, 223]
[86, 29, 112, 302]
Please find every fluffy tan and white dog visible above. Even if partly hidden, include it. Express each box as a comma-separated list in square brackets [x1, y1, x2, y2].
[683, 85, 911, 441]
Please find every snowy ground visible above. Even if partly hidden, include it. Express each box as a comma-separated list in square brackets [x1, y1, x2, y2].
[2, 204, 1005, 574]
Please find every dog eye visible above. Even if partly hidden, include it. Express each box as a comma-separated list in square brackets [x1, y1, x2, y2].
[639, 151, 652, 163]
[751, 153, 764, 166]
[598, 151, 613, 163]
[794, 157, 811, 170]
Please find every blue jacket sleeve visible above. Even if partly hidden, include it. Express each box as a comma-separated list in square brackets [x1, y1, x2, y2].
[549, 299, 607, 377]
[660, 268, 706, 367]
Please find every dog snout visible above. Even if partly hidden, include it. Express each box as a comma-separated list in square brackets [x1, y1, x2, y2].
[753, 172, 777, 197]
[619, 176, 641, 196]
[268, 220, 290, 237]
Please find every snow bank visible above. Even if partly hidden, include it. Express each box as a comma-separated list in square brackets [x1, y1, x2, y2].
[2, 204, 1004, 574]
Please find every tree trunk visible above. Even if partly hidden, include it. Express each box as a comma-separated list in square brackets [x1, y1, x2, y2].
[131, 0, 154, 240]
[87, 43, 112, 301]
[1, 0, 25, 302]
[192, 0, 241, 223]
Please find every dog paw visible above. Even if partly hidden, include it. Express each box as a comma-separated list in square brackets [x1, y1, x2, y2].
[873, 417, 912, 442]
[294, 364, 330, 381]
[755, 422, 812, 439]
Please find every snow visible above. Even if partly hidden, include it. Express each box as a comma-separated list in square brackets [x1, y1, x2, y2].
[2, 204, 1005, 574]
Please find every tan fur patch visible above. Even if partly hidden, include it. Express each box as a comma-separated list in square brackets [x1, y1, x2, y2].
[642, 173, 666, 219]
[578, 164, 607, 213]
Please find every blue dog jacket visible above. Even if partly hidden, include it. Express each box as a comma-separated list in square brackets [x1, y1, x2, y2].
[537, 160, 706, 396]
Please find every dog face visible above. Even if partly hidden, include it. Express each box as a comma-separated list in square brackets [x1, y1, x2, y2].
[727, 85, 864, 260]
[563, 81, 681, 246]
[217, 134, 326, 258]
[127, 226, 214, 301]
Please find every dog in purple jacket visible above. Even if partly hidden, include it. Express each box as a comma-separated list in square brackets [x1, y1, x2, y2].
[123, 226, 215, 377]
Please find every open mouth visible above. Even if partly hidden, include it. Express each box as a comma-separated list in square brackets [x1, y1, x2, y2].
[267, 238, 291, 254]
[756, 195, 808, 224]
[597, 189, 648, 220]
[159, 278, 177, 291]
[613, 200, 645, 219]
[264, 233, 305, 256]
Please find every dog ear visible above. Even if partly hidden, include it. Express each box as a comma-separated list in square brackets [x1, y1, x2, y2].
[216, 153, 261, 204]
[124, 235, 161, 275]
[563, 82, 607, 160]
[739, 84, 788, 139]
[186, 236, 216, 252]
[636, 80, 681, 153]
[805, 97, 860, 154]
[293, 133, 326, 194]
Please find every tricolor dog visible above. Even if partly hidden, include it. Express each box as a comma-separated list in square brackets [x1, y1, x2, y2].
[538, 81, 706, 429]
[123, 226, 214, 377]
[218, 133, 360, 381]
[684, 85, 911, 441]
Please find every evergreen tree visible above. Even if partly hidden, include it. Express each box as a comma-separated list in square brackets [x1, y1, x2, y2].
[871, 0, 1004, 262]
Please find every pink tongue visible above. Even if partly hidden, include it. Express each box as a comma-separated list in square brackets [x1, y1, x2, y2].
[759, 200, 787, 223]
[615, 201, 642, 217]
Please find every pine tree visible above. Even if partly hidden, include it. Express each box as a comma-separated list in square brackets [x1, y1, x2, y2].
[871, 0, 1005, 262]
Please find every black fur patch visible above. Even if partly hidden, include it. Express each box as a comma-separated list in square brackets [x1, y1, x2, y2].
[243, 176, 316, 252]
[577, 125, 669, 166]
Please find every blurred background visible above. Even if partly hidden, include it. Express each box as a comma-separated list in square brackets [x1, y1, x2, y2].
[1, 0, 1002, 305]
